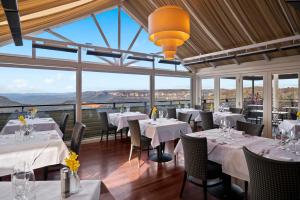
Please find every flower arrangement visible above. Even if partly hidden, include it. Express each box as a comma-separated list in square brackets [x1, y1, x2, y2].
[297, 111, 300, 120]
[151, 106, 158, 120]
[29, 107, 38, 118]
[18, 115, 26, 125]
[64, 151, 80, 173]
[209, 104, 214, 112]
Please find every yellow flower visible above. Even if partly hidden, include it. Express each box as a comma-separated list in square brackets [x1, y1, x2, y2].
[152, 106, 158, 114]
[65, 151, 80, 172]
[18, 115, 26, 125]
[297, 111, 300, 118]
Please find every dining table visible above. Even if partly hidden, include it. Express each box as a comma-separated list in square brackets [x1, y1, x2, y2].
[108, 112, 149, 131]
[0, 180, 101, 200]
[195, 111, 246, 127]
[129, 118, 192, 162]
[174, 128, 300, 181]
[0, 117, 62, 137]
[0, 129, 69, 177]
[176, 108, 200, 121]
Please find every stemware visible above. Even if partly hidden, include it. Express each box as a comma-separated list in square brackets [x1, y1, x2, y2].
[290, 130, 299, 154]
[159, 110, 164, 118]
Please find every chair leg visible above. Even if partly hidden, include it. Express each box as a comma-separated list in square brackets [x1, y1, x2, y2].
[106, 131, 108, 141]
[129, 144, 134, 161]
[100, 131, 103, 141]
[245, 181, 248, 200]
[114, 130, 117, 141]
[138, 150, 141, 168]
[203, 180, 207, 200]
[43, 167, 48, 180]
[147, 146, 150, 157]
[180, 171, 187, 198]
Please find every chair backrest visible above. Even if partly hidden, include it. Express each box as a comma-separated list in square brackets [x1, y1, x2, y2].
[167, 107, 177, 119]
[128, 120, 141, 147]
[290, 112, 297, 120]
[229, 107, 243, 114]
[70, 122, 86, 155]
[59, 113, 69, 139]
[236, 120, 264, 136]
[178, 112, 192, 124]
[181, 133, 208, 181]
[243, 147, 300, 200]
[194, 104, 202, 110]
[199, 111, 214, 130]
[98, 112, 109, 131]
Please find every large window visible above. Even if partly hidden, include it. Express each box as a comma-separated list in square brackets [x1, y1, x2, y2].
[155, 76, 191, 108]
[201, 78, 214, 109]
[0, 67, 76, 139]
[220, 77, 236, 108]
[82, 72, 150, 138]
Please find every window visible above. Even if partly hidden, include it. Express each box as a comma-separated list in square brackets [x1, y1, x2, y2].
[220, 77, 236, 108]
[201, 78, 214, 109]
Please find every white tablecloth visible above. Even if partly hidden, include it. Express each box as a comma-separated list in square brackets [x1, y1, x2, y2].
[176, 108, 200, 121]
[130, 118, 192, 148]
[109, 112, 149, 131]
[174, 129, 300, 181]
[0, 130, 69, 177]
[279, 120, 300, 134]
[1, 118, 62, 137]
[0, 180, 101, 200]
[195, 112, 246, 127]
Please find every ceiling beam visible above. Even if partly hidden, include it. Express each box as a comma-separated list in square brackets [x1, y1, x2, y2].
[118, 5, 121, 50]
[184, 35, 300, 62]
[278, 0, 299, 34]
[45, 29, 74, 43]
[91, 14, 111, 48]
[223, 0, 269, 61]
[123, 26, 143, 60]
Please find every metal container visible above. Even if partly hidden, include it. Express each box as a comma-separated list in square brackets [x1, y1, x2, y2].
[60, 167, 70, 198]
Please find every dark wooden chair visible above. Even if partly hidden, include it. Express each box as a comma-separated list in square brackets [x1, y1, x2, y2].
[98, 112, 119, 141]
[128, 120, 151, 167]
[180, 134, 223, 199]
[243, 146, 300, 200]
[198, 112, 218, 130]
[59, 112, 69, 140]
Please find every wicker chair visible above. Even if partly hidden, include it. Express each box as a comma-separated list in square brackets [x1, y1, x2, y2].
[128, 120, 151, 167]
[290, 112, 297, 120]
[199, 112, 216, 130]
[243, 147, 300, 200]
[178, 112, 192, 124]
[180, 134, 223, 199]
[229, 107, 243, 114]
[236, 120, 264, 136]
[59, 112, 69, 140]
[44, 122, 85, 180]
[98, 112, 119, 141]
[194, 104, 202, 110]
[167, 107, 177, 119]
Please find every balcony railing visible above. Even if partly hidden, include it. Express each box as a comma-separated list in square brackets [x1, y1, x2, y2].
[0, 100, 190, 140]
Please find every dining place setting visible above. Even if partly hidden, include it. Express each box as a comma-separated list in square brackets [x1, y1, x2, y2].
[0, 108, 102, 200]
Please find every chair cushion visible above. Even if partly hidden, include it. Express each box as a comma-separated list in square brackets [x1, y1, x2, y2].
[207, 161, 222, 179]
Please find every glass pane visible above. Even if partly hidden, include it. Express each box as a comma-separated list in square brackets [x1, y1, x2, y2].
[272, 73, 298, 135]
[220, 77, 236, 108]
[155, 76, 191, 108]
[243, 76, 264, 124]
[0, 67, 76, 140]
[201, 78, 214, 111]
[82, 72, 150, 138]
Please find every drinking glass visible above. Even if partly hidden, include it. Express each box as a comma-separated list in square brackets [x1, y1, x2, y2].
[290, 131, 298, 153]
[159, 110, 164, 118]
[12, 162, 36, 200]
[126, 107, 130, 113]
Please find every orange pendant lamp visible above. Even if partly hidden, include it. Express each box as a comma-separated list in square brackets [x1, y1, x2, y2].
[148, 6, 190, 60]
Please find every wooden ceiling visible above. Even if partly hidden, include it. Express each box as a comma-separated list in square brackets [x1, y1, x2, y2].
[0, 0, 300, 69]
[123, 0, 300, 68]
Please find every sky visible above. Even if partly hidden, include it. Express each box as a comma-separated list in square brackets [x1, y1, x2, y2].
[0, 7, 190, 94]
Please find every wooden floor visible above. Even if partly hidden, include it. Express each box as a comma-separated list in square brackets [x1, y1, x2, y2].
[55, 138, 219, 200]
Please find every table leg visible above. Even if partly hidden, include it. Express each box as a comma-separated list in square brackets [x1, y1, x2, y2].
[149, 142, 172, 163]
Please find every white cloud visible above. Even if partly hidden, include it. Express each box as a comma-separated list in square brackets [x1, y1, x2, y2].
[13, 79, 28, 89]
[44, 78, 54, 84]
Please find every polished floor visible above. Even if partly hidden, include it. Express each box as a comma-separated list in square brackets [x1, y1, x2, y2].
[72, 138, 218, 200]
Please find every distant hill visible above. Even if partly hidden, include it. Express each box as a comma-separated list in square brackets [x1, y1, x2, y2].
[0, 96, 21, 106]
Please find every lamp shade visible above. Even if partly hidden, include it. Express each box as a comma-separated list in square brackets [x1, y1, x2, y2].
[148, 6, 190, 60]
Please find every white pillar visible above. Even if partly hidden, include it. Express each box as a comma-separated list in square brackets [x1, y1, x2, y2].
[264, 73, 272, 138]
[191, 74, 197, 106]
[76, 48, 82, 122]
[214, 77, 220, 112]
[273, 74, 279, 110]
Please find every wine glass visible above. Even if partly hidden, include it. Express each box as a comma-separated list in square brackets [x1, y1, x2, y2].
[290, 130, 298, 153]
[159, 110, 164, 118]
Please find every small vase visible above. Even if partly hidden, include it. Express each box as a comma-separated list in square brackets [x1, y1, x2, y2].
[70, 171, 80, 194]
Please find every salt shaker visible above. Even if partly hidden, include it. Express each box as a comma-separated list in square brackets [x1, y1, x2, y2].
[61, 167, 70, 198]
